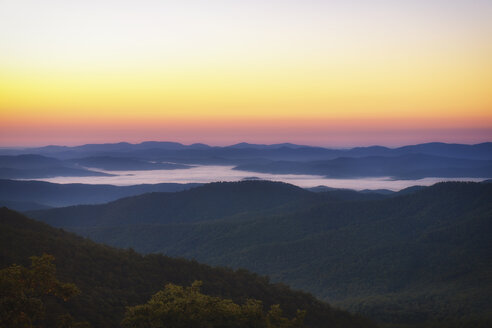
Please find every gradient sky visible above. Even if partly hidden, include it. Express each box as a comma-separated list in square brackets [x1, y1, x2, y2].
[1, 0, 491, 147]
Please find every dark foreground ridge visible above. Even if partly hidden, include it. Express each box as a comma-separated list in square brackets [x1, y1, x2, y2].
[0, 207, 376, 328]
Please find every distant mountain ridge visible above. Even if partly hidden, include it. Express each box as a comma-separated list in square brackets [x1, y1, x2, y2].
[2, 141, 491, 160]
[234, 153, 492, 179]
[0, 179, 201, 208]
[0, 154, 113, 179]
[1, 141, 491, 180]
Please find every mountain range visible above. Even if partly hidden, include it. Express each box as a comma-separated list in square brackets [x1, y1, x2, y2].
[2, 141, 492, 161]
[0, 141, 492, 160]
[0, 142, 491, 180]
[27, 180, 492, 327]
[2, 140, 491, 327]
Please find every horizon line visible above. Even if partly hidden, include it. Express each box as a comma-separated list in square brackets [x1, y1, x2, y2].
[1, 140, 491, 150]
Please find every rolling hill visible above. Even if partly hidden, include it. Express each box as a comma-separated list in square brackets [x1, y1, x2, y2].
[0, 179, 201, 207]
[233, 154, 492, 179]
[66, 156, 192, 171]
[27, 181, 322, 227]
[0, 154, 111, 179]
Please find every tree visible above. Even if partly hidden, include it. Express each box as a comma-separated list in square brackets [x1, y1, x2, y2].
[0, 254, 83, 328]
[122, 281, 305, 328]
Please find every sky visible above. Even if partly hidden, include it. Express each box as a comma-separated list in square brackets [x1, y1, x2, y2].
[1, 0, 491, 147]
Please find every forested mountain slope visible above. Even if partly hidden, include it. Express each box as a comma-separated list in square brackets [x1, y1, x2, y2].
[28, 181, 492, 327]
[28, 181, 322, 227]
[0, 208, 375, 328]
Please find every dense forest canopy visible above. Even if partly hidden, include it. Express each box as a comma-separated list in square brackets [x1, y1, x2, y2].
[122, 281, 306, 328]
[0, 254, 87, 328]
[0, 208, 375, 328]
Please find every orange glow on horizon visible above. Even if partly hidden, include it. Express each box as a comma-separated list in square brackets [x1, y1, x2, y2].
[1, 115, 490, 148]
[1, 0, 491, 147]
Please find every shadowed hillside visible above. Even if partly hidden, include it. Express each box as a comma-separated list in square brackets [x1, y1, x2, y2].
[0, 179, 201, 207]
[0, 207, 376, 328]
[28, 180, 321, 227]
